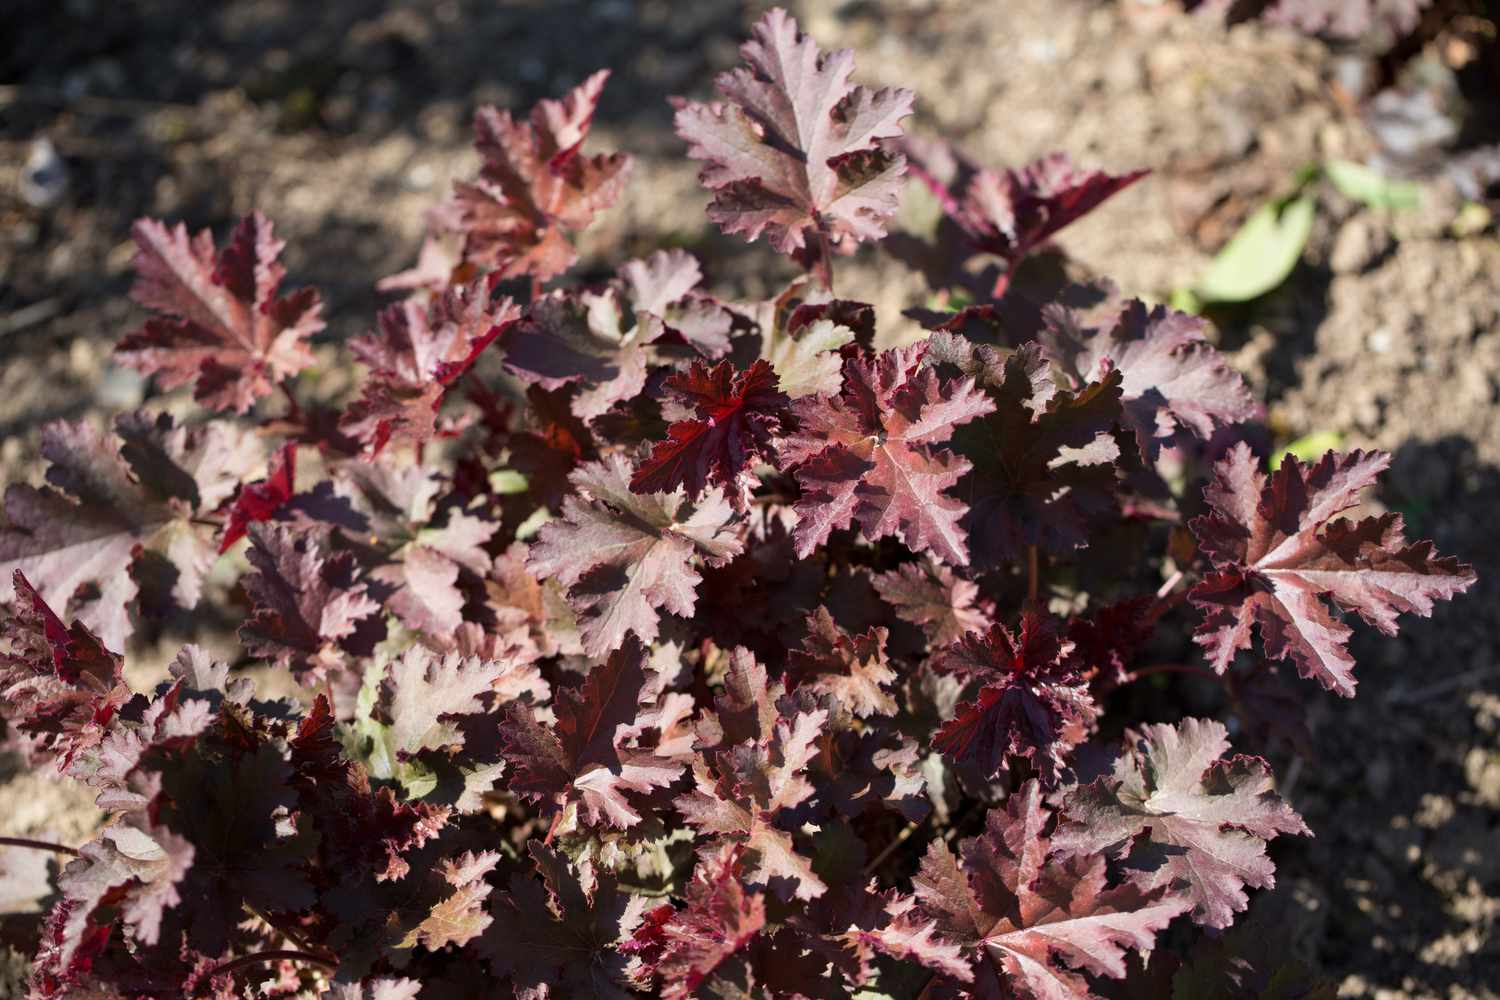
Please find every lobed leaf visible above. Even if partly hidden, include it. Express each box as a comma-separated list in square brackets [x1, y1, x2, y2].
[1188, 444, 1476, 696]
[675, 8, 914, 257]
[115, 212, 322, 413]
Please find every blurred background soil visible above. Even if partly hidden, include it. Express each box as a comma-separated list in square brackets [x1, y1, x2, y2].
[2, 0, 1499, 995]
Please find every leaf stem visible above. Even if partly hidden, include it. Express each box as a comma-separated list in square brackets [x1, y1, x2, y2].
[542, 808, 565, 846]
[201, 949, 336, 982]
[278, 379, 302, 422]
[245, 903, 327, 961]
[1155, 569, 1184, 600]
[1123, 662, 1216, 684]
[815, 229, 834, 294]
[1146, 572, 1190, 625]
[862, 815, 927, 877]
[0, 836, 79, 857]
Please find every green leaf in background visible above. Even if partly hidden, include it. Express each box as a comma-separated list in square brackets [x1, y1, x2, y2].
[488, 469, 530, 494]
[1271, 430, 1344, 470]
[1193, 191, 1316, 304]
[1169, 286, 1203, 315]
[1451, 200, 1492, 238]
[1325, 159, 1421, 210]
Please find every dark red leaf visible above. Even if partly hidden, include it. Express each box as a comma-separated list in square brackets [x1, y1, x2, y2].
[932, 612, 1098, 785]
[238, 524, 381, 680]
[630, 359, 790, 501]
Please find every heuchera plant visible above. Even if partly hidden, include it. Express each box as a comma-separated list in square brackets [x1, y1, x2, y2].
[0, 9, 1477, 998]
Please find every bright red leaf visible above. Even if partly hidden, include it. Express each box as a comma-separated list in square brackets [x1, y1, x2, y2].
[220, 443, 296, 553]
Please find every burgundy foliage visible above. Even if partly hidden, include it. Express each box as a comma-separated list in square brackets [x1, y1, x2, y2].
[0, 9, 1474, 999]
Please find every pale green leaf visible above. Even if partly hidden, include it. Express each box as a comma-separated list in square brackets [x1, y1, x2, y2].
[1271, 430, 1344, 470]
[1325, 159, 1420, 211]
[1195, 193, 1315, 304]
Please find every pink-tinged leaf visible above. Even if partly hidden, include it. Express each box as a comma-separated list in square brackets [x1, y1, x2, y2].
[626, 844, 767, 1000]
[374, 645, 512, 759]
[398, 850, 500, 950]
[674, 8, 914, 256]
[220, 443, 296, 552]
[0, 414, 261, 650]
[529, 454, 744, 657]
[115, 212, 323, 413]
[897, 780, 1189, 998]
[932, 611, 1098, 785]
[29, 828, 190, 995]
[504, 252, 731, 422]
[698, 646, 782, 750]
[454, 70, 632, 281]
[786, 606, 896, 718]
[784, 341, 995, 565]
[342, 280, 521, 454]
[873, 559, 993, 646]
[328, 979, 425, 1000]
[845, 891, 972, 983]
[378, 229, 463, 295]
[1042, 298, 1257, 459]
[377, 512, 496, 644]
[503, 291, 659, 421]
[1054, 718, 1309, 929]
[949, 341, 1124, 567]
[238, 524, 381, 681]
[375, 544, 466, 639]
[618, 249, 733, 358]
[327, 459, 497, 647]
[630, 359, 790, 501]
[1, 571, 131, 770]
[500, 636, 683, 829]
[1188, 444, 1475, 696]
[675, 701, 829, 901]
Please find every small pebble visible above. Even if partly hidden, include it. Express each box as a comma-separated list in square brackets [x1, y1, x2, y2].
[18, 138, 69, 209]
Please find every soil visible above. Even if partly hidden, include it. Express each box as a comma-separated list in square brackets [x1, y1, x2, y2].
[2, 0, 1498, 996]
